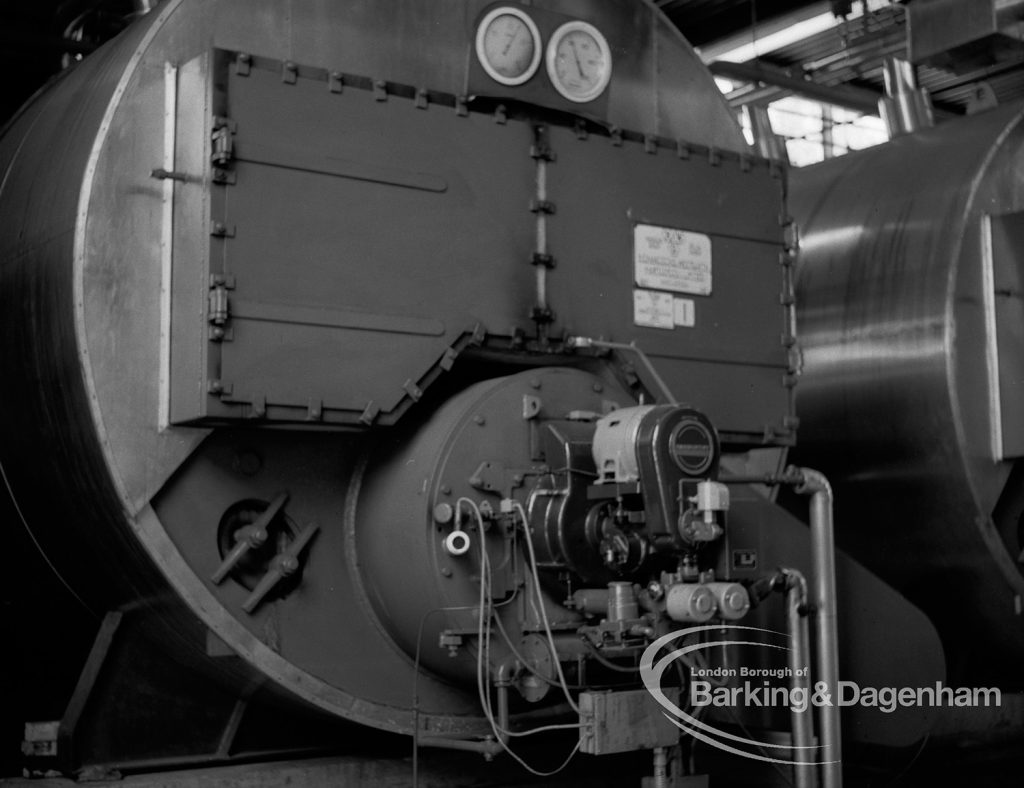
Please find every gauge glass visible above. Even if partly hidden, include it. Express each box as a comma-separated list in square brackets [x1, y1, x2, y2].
[475, 7, 542, 86]
[546, 21, 612, 103]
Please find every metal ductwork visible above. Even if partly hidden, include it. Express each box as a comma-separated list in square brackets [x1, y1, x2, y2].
[909, 0, 1024, 73]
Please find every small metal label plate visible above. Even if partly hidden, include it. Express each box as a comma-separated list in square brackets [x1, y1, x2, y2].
[634, 224, 712, 295]
[633, 290, 696, 329]
[674, 297, 695, 327]
[633, 289, 674, 329]
[732, 549, 758, 571]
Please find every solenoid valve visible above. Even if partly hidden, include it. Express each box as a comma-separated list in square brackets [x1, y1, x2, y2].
[707, 582, 750, 620]
[665, 581, 750, 622]
[694, 480, 730, 517]
[666, 583, 716, 622]
[679, 480, 729, 544]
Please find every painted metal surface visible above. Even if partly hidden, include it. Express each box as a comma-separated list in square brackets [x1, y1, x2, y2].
[0, 0, 787, 741]
[791, 103, 1024, 686]
[0, 4, 958, 780]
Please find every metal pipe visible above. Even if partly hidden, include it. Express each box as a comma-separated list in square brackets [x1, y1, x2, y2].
[652, 746, 668, 788]
[417, 736, 505, 757]
[719, 471, 804, 486]
[496, 680, 511, 741]
[880, 58, 933, 136]
[535, 156, 549, 315]
[421, 661, 516, 758]
[791, 466, 842, 788]
[781, 568, 816, 788]
[710, 60, 883, 116]
[742, 105, 790, 163]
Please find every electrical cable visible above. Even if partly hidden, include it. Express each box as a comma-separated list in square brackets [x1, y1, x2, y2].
[500, 722, 589, 738]
[884, 733, 930, 787]
[412, 497, 524, 788]
[512, 501, 580, 714]
[0, 457, 98, 618]
[464, 498, 582, 776]
[411, 602, 479, 788]
[721, 699, 796, 788]
[492, 610, 578, 690]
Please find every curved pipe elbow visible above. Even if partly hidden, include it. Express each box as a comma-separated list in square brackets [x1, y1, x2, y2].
[788, 466, 833, 500]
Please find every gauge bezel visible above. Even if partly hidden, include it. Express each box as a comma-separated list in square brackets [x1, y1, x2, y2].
[545, 20, 613, 103]
[475, 6, 543, 87]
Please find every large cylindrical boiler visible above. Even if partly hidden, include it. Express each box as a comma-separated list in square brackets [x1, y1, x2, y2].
[1, 0, 794, 751]
[791, 103, 1024, 687]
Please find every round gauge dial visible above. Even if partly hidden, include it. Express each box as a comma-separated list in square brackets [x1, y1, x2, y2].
[546, 21, 612, 103]
[475, 7, 542, 86]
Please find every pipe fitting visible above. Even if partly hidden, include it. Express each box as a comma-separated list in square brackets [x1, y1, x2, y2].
[790, 465, 832, 498]
[443, 530, 471, 556]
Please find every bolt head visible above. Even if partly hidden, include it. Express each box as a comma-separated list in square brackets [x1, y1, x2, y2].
[279, 555, 300, 575]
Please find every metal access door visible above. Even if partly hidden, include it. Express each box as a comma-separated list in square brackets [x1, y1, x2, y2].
[168, 51, 535, 428]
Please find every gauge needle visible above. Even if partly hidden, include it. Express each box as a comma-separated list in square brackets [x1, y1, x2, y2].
[502, 29, 519, 56]
[569, 40, 586, 79]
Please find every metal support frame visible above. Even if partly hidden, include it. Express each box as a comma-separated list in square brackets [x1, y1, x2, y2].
[57, 611, 124, 774]
[567, 336, 678, 405]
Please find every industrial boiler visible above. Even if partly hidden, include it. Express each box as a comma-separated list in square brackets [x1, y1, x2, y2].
[791, 92, 1024, 726]
[0, 1, 953, 786]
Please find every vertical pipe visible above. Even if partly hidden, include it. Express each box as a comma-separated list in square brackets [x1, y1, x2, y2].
[793, 467, 842, 788]
[535, 155, 548, 313]
[881, 58, 933, 136]
[877, 96, 901, 138]
[783, 568, 816, 788]
[652, 746, 668, 788]
[821, 104, 835, 160]
[742, 104, 789, 163]
[496, 681, 510, 739]
[158, 61, 177, 430]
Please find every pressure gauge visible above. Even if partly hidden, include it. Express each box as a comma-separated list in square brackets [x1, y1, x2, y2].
[546, 20, 612, 103]
[475, 7, 542, 86]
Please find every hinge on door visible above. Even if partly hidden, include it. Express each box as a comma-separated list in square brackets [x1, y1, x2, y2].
[208, 274, 235, 342]
[211, 117, 236, 167]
